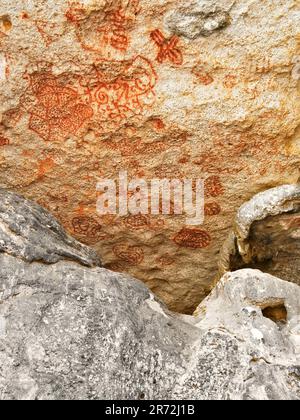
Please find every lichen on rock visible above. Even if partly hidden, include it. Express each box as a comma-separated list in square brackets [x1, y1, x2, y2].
[165, 0, 232, 39]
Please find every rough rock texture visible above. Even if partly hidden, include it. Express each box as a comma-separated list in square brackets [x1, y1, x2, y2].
[0, 192, 299, 400]
[165, 0, 232, 39]
[0, 187, 101, 266]
[219, 184, 300, 286]
[0, 0, 300, 313]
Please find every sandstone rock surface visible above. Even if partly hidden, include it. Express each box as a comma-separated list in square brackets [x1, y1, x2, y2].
[0, 190, 299, 400]
[0, 0, 300, 313]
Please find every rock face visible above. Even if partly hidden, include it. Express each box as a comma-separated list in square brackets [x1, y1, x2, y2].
[165, 0, 232, 39]
[0, 190, 299, 400]
[219, 184, 300, 286]
[0, 188, 101, 266]
[0, 0, 300, 313]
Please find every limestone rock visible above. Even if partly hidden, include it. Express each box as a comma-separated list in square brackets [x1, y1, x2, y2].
[191, 269, 300, 400]
[0, 0, 299, 313]
[219, 184, 300, 286]
[0, 187, 101, 266]
[0, 190, 299, 400]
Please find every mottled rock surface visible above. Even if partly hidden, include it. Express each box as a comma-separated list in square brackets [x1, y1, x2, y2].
[0, 0, 300, 313]
[219, 184, 300, 286]
[0, 187, 101, 266]
[165, 0, 232, 39]
[0, 191, 299, 400]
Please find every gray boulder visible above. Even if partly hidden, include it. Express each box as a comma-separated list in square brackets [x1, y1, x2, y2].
[0, 189, 299, 400]
[0, 188, 101, 266]
[165, 0, 232, 39]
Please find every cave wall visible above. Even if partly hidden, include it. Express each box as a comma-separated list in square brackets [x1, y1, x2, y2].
[0, 0, 299, 313]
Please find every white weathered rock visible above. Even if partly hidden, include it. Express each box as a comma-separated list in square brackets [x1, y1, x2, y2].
[219, 184, 300, 286]
[0, 190, 299, 400]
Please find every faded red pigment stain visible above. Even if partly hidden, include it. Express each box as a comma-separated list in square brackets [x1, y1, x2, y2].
[8, 56, 157, 142]
[2, 108, 22, 125]
[192, 67, 214, 85]
[150, 29, 183, 66]
[106, 136, 167, 157]
[37, 156, 55, 178]
[66, 0, 140, 54]
[223, 74, 238, 89]
[34, 20, 61, 47]
[72, 216, 105, 243]
[0, 135, 10, 146]
[154, 164, 184, 179]
[150, 117, 165, 130]
[123, 214, 165, 231]
[21, 149, 34, 157]
[173, 228, 212, 249]
[178, 154, 190, 164]
[101, 124, 188, 162]
[156, 253, 175, 267]
[21, 12, 30, 19]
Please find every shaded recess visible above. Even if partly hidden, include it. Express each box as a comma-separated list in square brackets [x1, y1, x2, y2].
[262, 303, 288, 324]
[219, 185, 300, 286]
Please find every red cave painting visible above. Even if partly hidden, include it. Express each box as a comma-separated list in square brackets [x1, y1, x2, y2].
[156, 253, 175, 267]
[124, 214, 150, 230]
[37, 156, 55, 178]
[196, 73, 214, 85]
[20, 70, 93, 142]
[142, 141, 167, 155]
[123, 214, 165, 231]
[66, 0, 140, 56]
[106, 137, 143, 156]
[113, 243, 144, 266]
[204, 202, 221, 216]
[204, 176, 224, 198]
[150, 29, 183, 66]
[14, 56, 156, 142]
[72, 216, 107, 243]
[0, 135, 10, 146]
[173, 228, 212, 249]
[88, 56, 157, 124]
